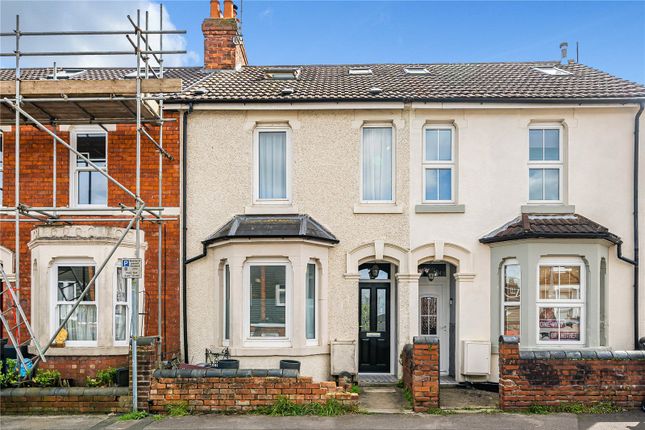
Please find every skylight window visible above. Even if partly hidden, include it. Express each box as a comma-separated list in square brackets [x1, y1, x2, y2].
[46, 69, 86, 80]
[265, 68, 301, 80]
[533, 67, 572, 76]
[349, 68, 372, 75]
[404, 67, 430, 75]
[124, 68, 160, 79]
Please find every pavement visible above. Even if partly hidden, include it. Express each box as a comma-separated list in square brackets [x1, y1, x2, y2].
[1, 412, 644, 430]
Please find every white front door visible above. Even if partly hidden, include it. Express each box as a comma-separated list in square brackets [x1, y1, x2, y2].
[419, 283, 449, 374]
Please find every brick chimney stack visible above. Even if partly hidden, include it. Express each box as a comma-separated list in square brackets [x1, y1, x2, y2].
[202, 0, 247, 70]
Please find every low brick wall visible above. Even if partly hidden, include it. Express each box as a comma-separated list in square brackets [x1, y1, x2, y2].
[149, 368, 358, 413]
[499, 336, 645, 410]
[401, 336, 440, 412]
[34, 355, 128, 387]
[0, 387, 130, 414]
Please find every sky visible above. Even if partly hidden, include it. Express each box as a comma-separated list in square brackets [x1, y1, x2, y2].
[1, 0, 644, 83]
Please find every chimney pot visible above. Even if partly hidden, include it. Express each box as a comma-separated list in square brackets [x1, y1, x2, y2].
[210, 0, 222, 18]
[224, 0, 234, 18]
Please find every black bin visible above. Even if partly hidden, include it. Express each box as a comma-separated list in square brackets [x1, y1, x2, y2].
[217, 359, 239, 369]
[116, 367, 129, 387]
[279, 360, 301, 371]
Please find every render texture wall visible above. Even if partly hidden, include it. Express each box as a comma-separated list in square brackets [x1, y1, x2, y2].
[184, 105, 643, 382]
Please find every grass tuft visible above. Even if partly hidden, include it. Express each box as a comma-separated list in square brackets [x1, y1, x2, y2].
[426, 407, 455, 415]
[350, 384, 362, 394]
[402, 387, 413, 409]
[166, 401, 192, 417]
[119, 411, 149, 421]
[249, 396, 358, 416]
[524, 402, 624, 415]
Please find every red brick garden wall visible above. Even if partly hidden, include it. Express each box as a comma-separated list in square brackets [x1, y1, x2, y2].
[148, 369, 358, 413]
[498, 336, 645, 410]
[401, 336, 440, 412]
[0, 387, 131, 414]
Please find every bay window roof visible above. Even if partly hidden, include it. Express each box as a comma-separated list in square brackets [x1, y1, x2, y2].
[480, 213, 620, 244]
[203, 214, 339, 245]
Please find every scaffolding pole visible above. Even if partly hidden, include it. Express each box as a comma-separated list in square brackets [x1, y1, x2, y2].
[0, 7, 183, 412]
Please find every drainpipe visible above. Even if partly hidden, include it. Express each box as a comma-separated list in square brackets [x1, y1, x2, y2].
[618, 102, 644, 350]
[181, 103, 193, 363]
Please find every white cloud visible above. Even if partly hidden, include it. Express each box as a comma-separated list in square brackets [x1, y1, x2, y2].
[0, 0, 198, 68]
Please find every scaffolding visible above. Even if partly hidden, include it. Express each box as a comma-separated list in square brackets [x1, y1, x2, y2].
[0, 6, 185, 411]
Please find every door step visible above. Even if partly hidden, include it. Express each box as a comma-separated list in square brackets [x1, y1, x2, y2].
[357, 374, 398, 386]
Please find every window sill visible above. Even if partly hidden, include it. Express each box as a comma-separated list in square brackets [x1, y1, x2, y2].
[33, 345, 129, 356]
[353, 203, 403, 214]
[521, 204, 575, 214]
[245, 205, 299, 215]
[415, 204, 465, 214]
[230, 344, 329, 357]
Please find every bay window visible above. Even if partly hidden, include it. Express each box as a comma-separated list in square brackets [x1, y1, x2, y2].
[248, 263, 289, 338]
[423, 126, 454, 202]
[54, 264, 97, 345]
[537, 257, 585, 344]
[361, 126, 394, 202]
[528, 126, 562, 202]
[501, 259, 520, 336]
[255, 129, 290, 203]
[73, 131, 108, 206]
[224, 264, 230, 342]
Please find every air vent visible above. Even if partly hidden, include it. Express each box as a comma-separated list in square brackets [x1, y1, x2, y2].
[533, 67, 572, 76]
[191, 87, 208, 95]
[369, 87, 383, 95]
[265, 68, 300, 80]
[280, 87, 294, 96]
[349, 67, 372, 75]
[46, 69, 86, 80]
[404, 67, 429, 75]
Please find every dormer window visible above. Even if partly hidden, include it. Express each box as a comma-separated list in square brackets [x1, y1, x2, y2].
[265, 68, 300, 80]
[46, 69, 86, 80]
[404, 67, 429, 75]
[533, 67, 572, 76]
[349, 68, 372, 75]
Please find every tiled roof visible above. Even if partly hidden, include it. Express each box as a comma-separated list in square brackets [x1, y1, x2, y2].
[479, 213, 621, 244]
[0, 67, 210, 91]
[203, 214, 339, 245]
[171, 62, 645, 102]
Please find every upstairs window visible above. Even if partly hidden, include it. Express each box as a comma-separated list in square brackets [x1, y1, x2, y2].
[423, 126, 454, 202]
[73, 131, 107, 206]
[361, 126, 394, 203]
[537, 257, 585, 344]
[501, 260, 521, 336]
[54, 264, 97, 345]
[528, 126, 562, 202]
[255, 129, 290, 203]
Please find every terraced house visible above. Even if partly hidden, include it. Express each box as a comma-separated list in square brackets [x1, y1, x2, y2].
[172, 0, 645, 387]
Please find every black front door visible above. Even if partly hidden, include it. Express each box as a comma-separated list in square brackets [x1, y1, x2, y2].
[358, 283, 390, 373]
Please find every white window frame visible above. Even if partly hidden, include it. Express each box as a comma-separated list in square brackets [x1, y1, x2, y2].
[305, 260, 318, 345]
[70, 127, 108, 207]
[253, 126, 292, 205]
[528, 124, 563, 203]
[275, 284, 286, 307]
[50, 260, 98, 347]
[113, 266, 132, 346]
[422, 125, 455, 203]
[360, 124, 396, 204]
[223, 262, 231, 345]
[243, 259, 292, 347]
[501, 259, 521, 336]
[536, 256, 586, 345]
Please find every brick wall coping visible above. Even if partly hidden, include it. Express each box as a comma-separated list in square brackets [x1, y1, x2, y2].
[0, 387, 129, 397]
[413, 336, 440, 345]
[499, 335, 520, 344]
[153, 368, 299, 379]
[517, 350, 645, 360]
